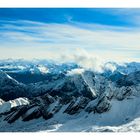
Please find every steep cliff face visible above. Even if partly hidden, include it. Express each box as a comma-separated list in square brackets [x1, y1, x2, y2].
[0, 71, 28, 101]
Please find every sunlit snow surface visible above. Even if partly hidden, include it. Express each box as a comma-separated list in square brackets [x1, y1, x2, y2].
[0, 98, 29, 114]
[1, 97, 140, 132]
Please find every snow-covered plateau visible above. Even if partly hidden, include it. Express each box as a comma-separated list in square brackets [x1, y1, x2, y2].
[0, 59, 140, 132]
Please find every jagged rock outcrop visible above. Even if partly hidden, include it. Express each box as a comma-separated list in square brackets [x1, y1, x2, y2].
[63, 96, 90, 115]
[0, 68, 140, 125]
[0, 97, 29, 115]
[22, 106, 41, 121]
[0, 93, 112, 123]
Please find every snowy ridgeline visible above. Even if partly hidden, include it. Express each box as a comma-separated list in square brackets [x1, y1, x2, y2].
[0, 60, 140, 132]
[1, 96, 140, 132]
[0, 98, 29, 114]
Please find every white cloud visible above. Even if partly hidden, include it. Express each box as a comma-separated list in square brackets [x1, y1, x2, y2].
[104, 63, 117, 72]
[0, 20, 140, 64]
[67, 68, 85, 76]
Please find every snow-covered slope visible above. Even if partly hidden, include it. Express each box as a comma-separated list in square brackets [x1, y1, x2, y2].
[0, 93, 140, 132]
[0, 73, 139, 132]
[0, 97, 29, 114]
[0, 60, 140, 132]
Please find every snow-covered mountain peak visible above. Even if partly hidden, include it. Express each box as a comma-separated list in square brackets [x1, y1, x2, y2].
[0, 70, 11, 80]
[0, 70, 19, 84]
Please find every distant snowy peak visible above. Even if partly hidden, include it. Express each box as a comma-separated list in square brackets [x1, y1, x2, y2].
[104, 61, 140, 75]
[0, 60, 140, 101]
[0, 59, 140, 75]
[37, 65, 49, 74]
[121, 62, 140, 74]
[29, 65, 49, 74]
[0, 59, 78, 75]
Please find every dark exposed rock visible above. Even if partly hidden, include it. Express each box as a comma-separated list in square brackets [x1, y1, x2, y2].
[63, 97, 90, 115]
[96, 96, 111, 113]
[116, 86, 133, 101]
[85, 100, 98, 113]
[22, 106, 41, 121]
[40, 105, 54, 120]
[6, 106, 28, 123]
[40, 97, 62, 120]
[85, 96, 111, 114]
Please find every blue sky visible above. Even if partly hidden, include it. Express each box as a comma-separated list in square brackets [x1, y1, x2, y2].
[0, 8, 140, 65]
[0, 8, 133, 26]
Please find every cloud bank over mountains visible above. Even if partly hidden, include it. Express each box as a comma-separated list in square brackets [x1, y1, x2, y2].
[0, 9, 140, 66]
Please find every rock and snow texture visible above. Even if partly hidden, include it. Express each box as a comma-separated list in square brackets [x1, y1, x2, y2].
[0, 98, 29, 114]
[0, 60, 140, 132]
[1, 96, 140, 132]
[0, 99, 4, 105]
[0, 70, 28, 101]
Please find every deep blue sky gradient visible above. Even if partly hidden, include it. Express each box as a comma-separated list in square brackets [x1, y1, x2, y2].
[0, 8, 134, 26]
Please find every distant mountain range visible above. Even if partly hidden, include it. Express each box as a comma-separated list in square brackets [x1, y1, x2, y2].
[0, 59, 140, 132]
